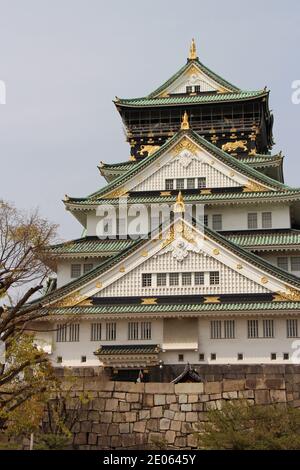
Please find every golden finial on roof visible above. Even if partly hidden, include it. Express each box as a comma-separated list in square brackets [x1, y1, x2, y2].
[188, 38, 197, 60]
[181, 111, 190, 130]
[174, 191, 185, 213]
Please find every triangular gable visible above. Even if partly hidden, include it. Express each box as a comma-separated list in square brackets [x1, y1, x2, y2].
[42, 218, 300, 308]
[86, 131, 289, 199]
[148, 59, 240, 98]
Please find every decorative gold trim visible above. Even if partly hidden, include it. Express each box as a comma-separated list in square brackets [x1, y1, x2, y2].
[261, 277, 268, 284]
[95, 282, 102, 289]
[119, 265, 125, 273]
[181, 111, 190, 130]
[204, 296, 220, 304]
[222, 140, 248, 153]
[102, 187, 129, 199]
[141, 298, 157, 305]
[53, 293, 87, 308]
[141, 250, 148, 257]
[213, 248, 220, 255]
[273, 287, 300, 302]
[200, 189, 211, 194]
[174, 191, 185, 213]
[236, 264, 243, 270]
[188, 38, 197, 60]
[172, 137, 198, 155]
[243, 180, 269, 192]
[160, 191, 171, 196]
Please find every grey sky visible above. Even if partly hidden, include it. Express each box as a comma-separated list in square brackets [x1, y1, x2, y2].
[1, 0, 300, 240]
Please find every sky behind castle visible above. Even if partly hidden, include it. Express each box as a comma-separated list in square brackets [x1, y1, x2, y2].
[1, 0, 300, 239]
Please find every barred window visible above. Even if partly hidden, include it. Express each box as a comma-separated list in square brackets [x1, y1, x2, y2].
[248, 213, 258, 229]
[165, 179, 174, 190]
[277, 257, 289, 271]
[248, 319, 259, 338]
[211, 320, 222, 339]
[69, 323, 80, 342]
[128, 322, 139, 340]
[194, 85, 201, 93]
[187, 178, 195, 189]
[262, 212, 272, 228]
[224, 320, 235, 339]
[141, 322, 152, 340]
[263, 319, 274, 338]
[291, 257, 300, 272]
[212, 214, 222, 231]
[91, 323, 101, 341]
[83, 263, 93, 274]
[182, 272, 192, 286]
[204, 214, 208, 226]
[197, 177, 206, 189]
[169, 272, 179, 286]
[142, 273, 152, 287]
[186, 86, 193, 94]
[157, 273, 167, 286]
[194, 272, 204, 285]
[71, 264, 81, 278]
[210, 271, 219, 285]
[106, 323, 116, 341]
[56, 324, 67, 342]
[176, 178, 184, 190]
[287, 319, 298, 338]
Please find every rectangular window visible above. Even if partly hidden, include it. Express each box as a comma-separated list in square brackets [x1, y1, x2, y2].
[248, 213, 258, 229]
[176, 178, 185, 190]
[182, 272, 192, 286]
[291, 257, 300, 272]
[157, 273, 167, 287]
[262, 212, 272, 229]
[287, 319, 298, 338]
[195, 272, 204, 285]
[69, 323, 80, 342]
[271, 353, 277, 361]
[178, 354, 184, 362]
[197, 177, 206, 189]
[106, 322, 116, 341]
[128, 322, 139, 340]
[165, 179, 174, 190]
[57, 356, 62, 364]
[83, 263, 93, 274]
[283, 353, 289, 360]
[71, 264, 81, 278]
[277, 257, 289, 271]
[199, 353, 205, 361]
[237, 353, 243, 361]
[248, 319, 259, 338]
[224, 320, 235, 339]
[186, 86, 193, 94]
[142, 273, 152, 287]
[141, 322, 152, 340]
[211, 353, 216, 361]
[169, 272, 179, 286]
[194, 85, 201, 93]
[56, 324, 67, 342]
[187, 178, 196, 189]
[210, 271, 219, 285]
[212, 214, 222, 231]
[81, 356, 86, 363]
[263, 319, 274, 338]
[211, 320, 222, 339]
[91, 323, 101, 341]
[204, 214, 208, 226]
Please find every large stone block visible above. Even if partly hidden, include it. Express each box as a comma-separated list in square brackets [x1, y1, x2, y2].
[238, 390, 254, 399]
[139, 409, 150, 420]
[97, 435, 111, 448]
[111, 435, 122, 448]
[154, 394, 166, 406]
[181, 421, 193, 433]
[119, 423, 130, 434]
[166, 394, 177, 404]
[119, 401, 130, 412]
[222, 391, 238, 400]
[270, 389, 286, 403]
[92, 398, 105, 411]
[187, 433, 198, 448]
[125, 411, 137, 422]
[175, 383, 203, 394]
[170, 420, 181, 431]
[88, 433, 97, 445]
[126, 393, 140, 403]
[105, 398, 119, 411]
[204, 381, 222, 394]
[143, 394, 154, 407]
[223, 379, 245, 392]
[112, 412, 126, 423]
[265, 379, 285, 390]
[160, 418, 171, 430]
[180, 404, 192, 412]
[255, 389, 270, 404]
[74, 432, 87, 446]
[151, 406, 163, 418]
[114, 392, 126, 399]
[100, 412, 113, 423]
[108, 424, 119, 436]
[174, 412, 185, 421]
[88, 410, 99, 421]
[169, 403, 180, 411]
[178, 394, 188, 404]
[115, 381, 145, 393]
[80, 421, 92, 432]
[91, 422, 108, 434]
[174, 436, 187, 448]
[146, 418, 159, 432]
[133, 420, 147, 433]
[165, 430, 176, 444]
[145, 383, 174, 394]
[186, 412, 198, 422]
[164, 409, 175, 420]
[188, 394, 199, 403]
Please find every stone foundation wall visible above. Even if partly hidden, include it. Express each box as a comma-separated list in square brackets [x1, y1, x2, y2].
[49, 365, 300, 450]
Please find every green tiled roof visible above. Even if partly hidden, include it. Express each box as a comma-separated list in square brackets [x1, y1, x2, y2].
[149, 58, 240, 97]
[46, 238, 135, 256]
[47, 301, 300, 316]
[99, 161, 136, 173]
[65, 130, 291, 204]
[238, 154, 283, 166]
[95, 344, 159, 355]
[66, 189, 300, 207]
[226, 230, 300, 248]
[116, 90, 266, 108]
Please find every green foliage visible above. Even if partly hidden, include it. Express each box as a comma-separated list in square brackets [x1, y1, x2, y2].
[33, 433, 71, 450]
[197, 400, 300, 450]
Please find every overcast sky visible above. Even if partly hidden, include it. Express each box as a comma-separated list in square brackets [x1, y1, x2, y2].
[1, 0, 300, 240]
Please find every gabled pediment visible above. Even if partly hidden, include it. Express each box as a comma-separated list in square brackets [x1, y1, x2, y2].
[42, 218, 300, 308]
